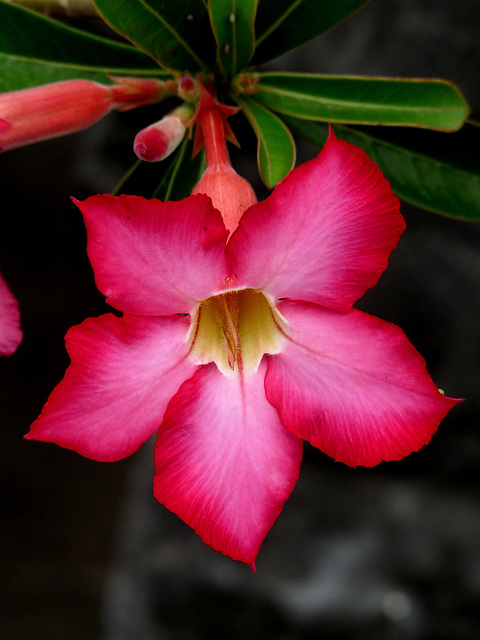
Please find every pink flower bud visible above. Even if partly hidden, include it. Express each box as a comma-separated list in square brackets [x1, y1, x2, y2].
[0, 77, 169, 152]
[134, 114, 187, 162]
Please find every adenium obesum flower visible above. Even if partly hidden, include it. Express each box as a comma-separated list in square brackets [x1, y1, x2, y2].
[0, 271, 22, 356]
[0, 77, 173, 152]
[26, 123, 458, 568]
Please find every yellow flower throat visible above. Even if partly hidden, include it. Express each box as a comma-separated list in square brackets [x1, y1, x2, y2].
[189, 289, 286, 376]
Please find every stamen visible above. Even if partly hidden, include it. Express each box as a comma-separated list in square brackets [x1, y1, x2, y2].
[218, 293, 239, 369]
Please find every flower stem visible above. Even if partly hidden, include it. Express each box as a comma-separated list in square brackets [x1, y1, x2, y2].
[198, 107, 231, 170]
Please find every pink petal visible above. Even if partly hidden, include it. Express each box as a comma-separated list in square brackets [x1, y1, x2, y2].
[228, 128, 405, 311]
[26, 313, 196, 461]
[74, 194, 229, 316]
[153, 361, 303, 567]
[0, 273, 22, 356]
[265, 301, 459, 468]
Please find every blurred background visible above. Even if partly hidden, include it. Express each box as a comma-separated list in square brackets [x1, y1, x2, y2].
[1, 0, 479, 638]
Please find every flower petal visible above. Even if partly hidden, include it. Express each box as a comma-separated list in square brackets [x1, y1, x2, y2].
[228, 128, 405, 311]
[74, 194, 229, 316]
[26, 313, 196, 461]
[265, 301, 459, 468]
[0, 273, 22, 356]
[153, 361, 303, 567]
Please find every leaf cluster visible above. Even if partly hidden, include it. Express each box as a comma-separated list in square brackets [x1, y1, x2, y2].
[0, 0, 477, 219]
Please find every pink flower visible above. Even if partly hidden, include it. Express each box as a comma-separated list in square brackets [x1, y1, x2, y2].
[0, 77, 172, 152]
[26, 129, 458, 567]
[0, 271, 22, 356]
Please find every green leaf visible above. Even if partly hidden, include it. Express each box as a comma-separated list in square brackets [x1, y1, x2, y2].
[114, 136, 206, 201]
[254, 73, 470, 132]
[253, 0, 370, 65]
[92, 0, 216, 72]
[208, 0, 257, 78]
[284, 115, 480, 221]
[0, 0, 166, 91]
[236, 96, 295, 188]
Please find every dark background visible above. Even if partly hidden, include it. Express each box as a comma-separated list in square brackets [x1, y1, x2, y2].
[1, 1, 479, 638]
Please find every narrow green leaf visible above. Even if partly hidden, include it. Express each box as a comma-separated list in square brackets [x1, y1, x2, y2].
[92, 0, 216, 72]
[0, 0, 166, 91]
[114, 136, 205, 201]
[254, 73, 470, 132]
[253, 0, 369, 65]
[208, 0, 257, 78]
[284, 115, 480, 220]
[237, 96, 295, 188]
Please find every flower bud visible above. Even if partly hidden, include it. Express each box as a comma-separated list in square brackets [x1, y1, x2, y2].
[0, 77, 169, 152]
[133, 104, 192, 162]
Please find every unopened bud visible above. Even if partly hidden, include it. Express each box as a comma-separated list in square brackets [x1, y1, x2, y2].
[134, 104, 192, 162]
[0, 77, 170, 152]
[177, 74, 201, 103]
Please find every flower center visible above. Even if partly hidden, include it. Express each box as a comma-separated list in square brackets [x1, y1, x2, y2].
[188, 289, 286, 376]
